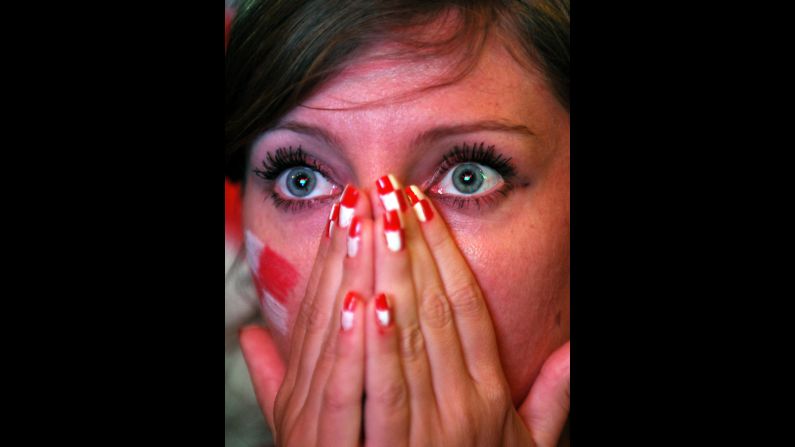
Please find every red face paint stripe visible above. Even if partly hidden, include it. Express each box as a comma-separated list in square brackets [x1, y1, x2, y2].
[257, 246, 299, 304]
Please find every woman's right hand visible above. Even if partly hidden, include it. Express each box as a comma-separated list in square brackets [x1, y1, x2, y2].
[240, 185, 373, 446]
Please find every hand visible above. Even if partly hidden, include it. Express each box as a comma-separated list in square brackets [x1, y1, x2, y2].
[362, 177, 570, 447]
[240, 185, 375, 446]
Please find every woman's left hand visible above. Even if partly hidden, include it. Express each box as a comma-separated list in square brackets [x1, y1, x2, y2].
[365, 178, 570, 447]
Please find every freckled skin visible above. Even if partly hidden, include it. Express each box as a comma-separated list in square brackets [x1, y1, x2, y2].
[244, 37, 569, 405]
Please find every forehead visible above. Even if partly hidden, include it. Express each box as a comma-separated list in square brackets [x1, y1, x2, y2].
[281, 38, 562, 137]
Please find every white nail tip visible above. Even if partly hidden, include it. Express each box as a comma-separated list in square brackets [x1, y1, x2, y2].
[409, 185, 425, 200]
[379, 192, 401, 213]
[341, 310, 355, 331]
[347, 236, 360, 257]
[413, 203, 428, 222]
[339, 206, 354, 228]
[376, 309, 391, 327]
[385, 230, 403, 252]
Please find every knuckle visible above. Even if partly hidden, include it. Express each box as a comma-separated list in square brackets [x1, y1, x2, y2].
[399, 322, 426, 362]
[304, 300, 330, 334]
[372, 380, 407, 408]
[317, 338, 338, 367]
[446, 281, 485, 318]
[419, 284, 453, 330]
[322, 385, 357, 413]
[480, 382, 511, 413]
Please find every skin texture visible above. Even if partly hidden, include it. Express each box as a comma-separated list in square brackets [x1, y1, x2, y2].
[243, 34, 569, 405]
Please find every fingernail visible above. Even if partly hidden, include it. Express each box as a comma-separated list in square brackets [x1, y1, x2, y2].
[375, 293, 391, 327]
[383, 209, 403, 252]
[376, 174, 407, 213]
[347, 216, 361, 258]
[405, 185, 434, 223]
[338, 184, 359, 228]
[341, 291, 359, 331]
[327, 203, 340, 238]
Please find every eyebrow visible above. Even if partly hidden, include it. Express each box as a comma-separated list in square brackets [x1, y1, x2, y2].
[272, 119, 534, 150]
[272, 121, 344, 150]
[411, 120, 535, 147]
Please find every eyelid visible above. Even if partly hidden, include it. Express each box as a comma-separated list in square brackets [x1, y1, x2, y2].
[429, 161, 505, 197]
[274, 167, 338, 200]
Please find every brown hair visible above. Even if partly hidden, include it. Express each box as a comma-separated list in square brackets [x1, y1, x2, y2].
[225, 0, 569, 182]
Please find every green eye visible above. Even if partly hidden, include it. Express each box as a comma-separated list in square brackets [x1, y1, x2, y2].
[285, 167, 317, 197]
[451, 163, 485, 194]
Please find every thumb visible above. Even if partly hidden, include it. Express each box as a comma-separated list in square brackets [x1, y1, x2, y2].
[239, 324, 286, 431]
[518, 341, 570, 447]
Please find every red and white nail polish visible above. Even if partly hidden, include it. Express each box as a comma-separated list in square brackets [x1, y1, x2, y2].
[376, 174, 408, 214]
[405, 185, 434, 223]
[383, 209, 404, 252]
[347, 216, 362, 257]
[327, 203, 340, 238]
[338, 184, 359, 228]
[341, 291, 358, 331]
[375, 293, 391, 327]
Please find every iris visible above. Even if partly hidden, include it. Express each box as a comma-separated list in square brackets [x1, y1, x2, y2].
[451, 163, 485, 194]
[286, 167, 317, 197]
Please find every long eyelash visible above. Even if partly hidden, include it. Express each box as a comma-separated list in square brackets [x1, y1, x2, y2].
[424, 142, 519, 210]
[252, 146, 323, 181]
[437, 142, 517, 180]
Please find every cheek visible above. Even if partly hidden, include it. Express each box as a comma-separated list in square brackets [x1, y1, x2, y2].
[454, 215, 569, 403]
[244, 195, 327, 354]
[245, 231, 299, 336]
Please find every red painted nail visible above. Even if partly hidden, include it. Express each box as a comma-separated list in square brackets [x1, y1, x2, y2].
[339, 184, 359, 228]
[347, 216, 362, 257]
[375, 175, 397, 195]
[377, 174, 408, 214]
[327, 203, 340, 238]
[341, 291, 359, 331]
[417, 200, 433, 222]
[375, 293, 391, 327]
[383, 210, 403, 252]
[406, 185, 433, 222]
[405, 185, 420, 205]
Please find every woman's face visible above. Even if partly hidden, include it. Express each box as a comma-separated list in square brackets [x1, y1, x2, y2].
[243, 38, 569, 404]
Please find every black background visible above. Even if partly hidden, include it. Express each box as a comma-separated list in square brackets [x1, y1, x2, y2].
[5, 0, 779, 444]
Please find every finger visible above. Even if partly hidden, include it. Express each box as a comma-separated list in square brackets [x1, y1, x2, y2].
[239, 325, 287, 432]
[373, 177, 438, 418]
[365, 293, 410, 446]
[406, 186, 502, 382]
[317, 292, 365, 445]
[300, 214, 374, 430]
[276, 199, 340, 419]
[289, 195, 351, 409]
[518, 341, 570, 447]
[402, 184, 471, 398]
